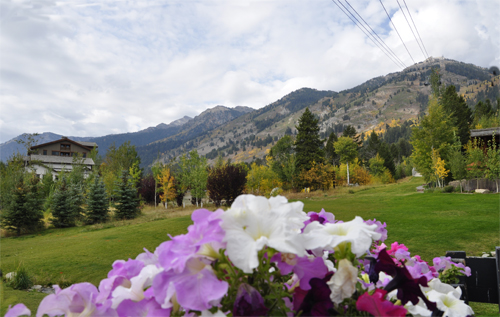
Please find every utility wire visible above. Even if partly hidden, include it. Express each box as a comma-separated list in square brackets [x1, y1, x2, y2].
[379, 0, 416, 65]
[403, 0, 429, 59]
[396, 0, 426, 60]
[330, 0, 405, 70]
[343, 0, 407, 69]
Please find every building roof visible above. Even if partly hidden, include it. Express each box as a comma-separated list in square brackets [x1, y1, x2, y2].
[470, 127, 500, 137]
[77, 141, 98, 148]
[25, 155, 95, 165]
[30, 137, 97, 150]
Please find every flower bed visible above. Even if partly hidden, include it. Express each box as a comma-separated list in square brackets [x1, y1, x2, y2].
[6, 195, 473, 317]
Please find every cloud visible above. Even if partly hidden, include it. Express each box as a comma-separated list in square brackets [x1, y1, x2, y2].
[1, 0, 498, 143]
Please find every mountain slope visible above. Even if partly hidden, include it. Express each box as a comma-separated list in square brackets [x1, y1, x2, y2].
[151, 57, 498, 166]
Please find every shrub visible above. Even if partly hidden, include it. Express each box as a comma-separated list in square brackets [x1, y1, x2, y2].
[7, 264, 33, 290]
[443, 185, 454, 193]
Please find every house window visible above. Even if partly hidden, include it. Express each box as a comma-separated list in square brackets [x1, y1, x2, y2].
[52, 151, 60, 156]
[60, 144, 71, 150]
[83, 153, 87, 158]
[60, 152, 71, 157]
[43, 150, 47, 155]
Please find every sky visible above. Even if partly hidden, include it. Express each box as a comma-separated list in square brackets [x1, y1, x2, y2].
[1, 0, 499, 143]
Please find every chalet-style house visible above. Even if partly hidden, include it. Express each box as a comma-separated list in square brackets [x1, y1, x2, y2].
[24, 137, 98, 179]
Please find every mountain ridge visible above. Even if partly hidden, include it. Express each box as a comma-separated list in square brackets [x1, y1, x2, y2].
[2, 57, 498, 167]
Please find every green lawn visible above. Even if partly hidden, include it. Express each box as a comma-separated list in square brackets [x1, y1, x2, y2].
[1, 177, 499, 316]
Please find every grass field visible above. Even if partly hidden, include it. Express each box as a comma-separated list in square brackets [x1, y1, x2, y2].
[1, 177, 499, 316]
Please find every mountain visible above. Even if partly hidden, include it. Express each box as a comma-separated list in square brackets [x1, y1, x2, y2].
[147, 57, 498, 166]
[85, 116, 194, 156]
[2, 57, 497, 167]
[136, 106, 255, 166]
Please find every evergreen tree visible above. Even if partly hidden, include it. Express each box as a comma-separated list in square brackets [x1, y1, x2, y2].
[114, 170, 139, 219]
[361, 131, 381, 161]
[325, 132, 339, 165]
[440, 85, 472, 147]
[1, 174, 44, 236]
[342, 125, 362, 145]
[85, 175, 109, 224]
[378, 142, 395, 176]
[51, 178, 76, 228]
[294, 108, 324, 172]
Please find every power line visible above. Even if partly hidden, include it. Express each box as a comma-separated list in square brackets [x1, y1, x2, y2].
[330, 0, 406, 70]
[379, 0, 416, 65]
[403, 0, 429, 59]
[343, 0, 407, 69]
[396, 0, 426, 60]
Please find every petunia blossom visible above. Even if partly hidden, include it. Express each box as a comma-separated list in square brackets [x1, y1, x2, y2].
[37, 283, 116, 317]
[356, 289, 407, 317]
[111, 264, 163, 309]
[233, 283, 269, 316]
[271, 253, 328, 290]
[5, 304, 30, 317]
[220, 195, 309, 273]
[328, 259, 358, 304]
[157, 208, 225, 274]
[303, 216, 382, 257]
[153, 257, 228, 311]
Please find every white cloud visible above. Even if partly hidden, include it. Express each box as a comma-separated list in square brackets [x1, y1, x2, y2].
[1, 0, 498, 143]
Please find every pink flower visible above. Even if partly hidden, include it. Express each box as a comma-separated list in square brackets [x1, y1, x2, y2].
[356, 289, 407, 317]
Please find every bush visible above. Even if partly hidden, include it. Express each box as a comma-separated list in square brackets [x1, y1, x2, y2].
[6, 264, 33, 290]
[443, 185, 454, 193]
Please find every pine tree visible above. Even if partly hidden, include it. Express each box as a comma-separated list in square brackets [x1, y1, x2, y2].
[325, 132, 339, 165]
[1, 174, 44, 236]
[51, 178, 76, 228]
[440, 85, 472, 147]
[85, 175, 109, 224]
[114, 170, 139, 219]
[294, 108, 324, 173]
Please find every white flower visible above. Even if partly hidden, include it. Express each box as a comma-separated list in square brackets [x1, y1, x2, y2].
[220, 195, 309, 273]
[302, 216, 382, 257]
[328, 259, 358, 304]
[425, 279, 473, 317]
[404, 279, 474, 317]
[111, 264, 163, 308]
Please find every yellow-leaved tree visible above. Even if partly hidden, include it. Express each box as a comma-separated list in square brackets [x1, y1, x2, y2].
[156, 166, 176, 209]
[432, 149, 449, 188]
[246, 162, 282, 198]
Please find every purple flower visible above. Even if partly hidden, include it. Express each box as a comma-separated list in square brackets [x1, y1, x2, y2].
[157, 209, 225, 273]
[433, 256, 471, 276]
[375, 249, 437, 312]
[97, 258, 146, 303]
[116, 298, 171, 317]
[153, 257, 228, 311]
[5, 304, 30, 317]
[294, 272, 335, 316]
[303, 209, 335, 229]
[233, 283, 269, 316]
[271, 253, 328, 290]
[36, 283, 116, 317]
[364, 219, 387, 242]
